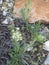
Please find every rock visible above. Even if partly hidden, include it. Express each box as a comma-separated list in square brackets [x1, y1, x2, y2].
[27, 47, 33, 51]
[0, 0, 3, 4]
[3, 11, 7, 16]
[2, 19, 8, 24]
[43, 41, 49, 51]
[44, 53, 49, 65]
[8, 3, 13, 8]
[14, 0, 49, 23]
[2, 6, 8, 11]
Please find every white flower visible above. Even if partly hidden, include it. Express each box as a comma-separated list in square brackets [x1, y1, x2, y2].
[12, 30, 22, 41]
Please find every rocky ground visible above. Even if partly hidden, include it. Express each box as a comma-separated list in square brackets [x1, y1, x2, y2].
[0, 19, 49, 65]
[0, 0, 49, 65]
[0, 24, 12, 65]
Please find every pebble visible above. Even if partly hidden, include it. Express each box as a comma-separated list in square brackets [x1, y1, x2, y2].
[43, 41, 49, 51]
[3, 11, 7, 16]
[0, 0, 3, 4]
[2, 19, 8, 24]
[8, 3, 13, 8]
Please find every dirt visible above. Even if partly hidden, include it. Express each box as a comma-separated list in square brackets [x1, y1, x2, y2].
[0, 24, 12, 65]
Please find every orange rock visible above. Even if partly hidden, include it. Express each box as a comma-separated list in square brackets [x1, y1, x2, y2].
[14, 0, 49, 23]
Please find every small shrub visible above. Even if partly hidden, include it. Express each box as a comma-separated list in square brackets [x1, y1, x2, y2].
[6, 26, 29, 65]
[6, 0, 47, 65]
[20, 0, 32, 22]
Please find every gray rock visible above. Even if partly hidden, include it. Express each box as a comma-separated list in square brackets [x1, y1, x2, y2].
[3, 11, 7, 16]
[2, 19, 8, 24]
[43, 41, 49, 51]
[0, 0, 3, 4]
[44, 54, 49, 65]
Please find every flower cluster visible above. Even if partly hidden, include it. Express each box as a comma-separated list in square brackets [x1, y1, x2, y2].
[11, 27, 22, 41]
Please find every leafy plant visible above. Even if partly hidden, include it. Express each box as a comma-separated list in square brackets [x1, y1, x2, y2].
[20, 1, 44, 42]
[6, 0, 47, 65]
[20, 0, 32, 22]
[31, 22, 44, 41]
[20, 0, 46, 64]
[6, 26, 29, 65]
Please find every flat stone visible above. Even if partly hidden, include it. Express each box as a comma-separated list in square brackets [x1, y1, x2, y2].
[14, 0, 49, 23]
